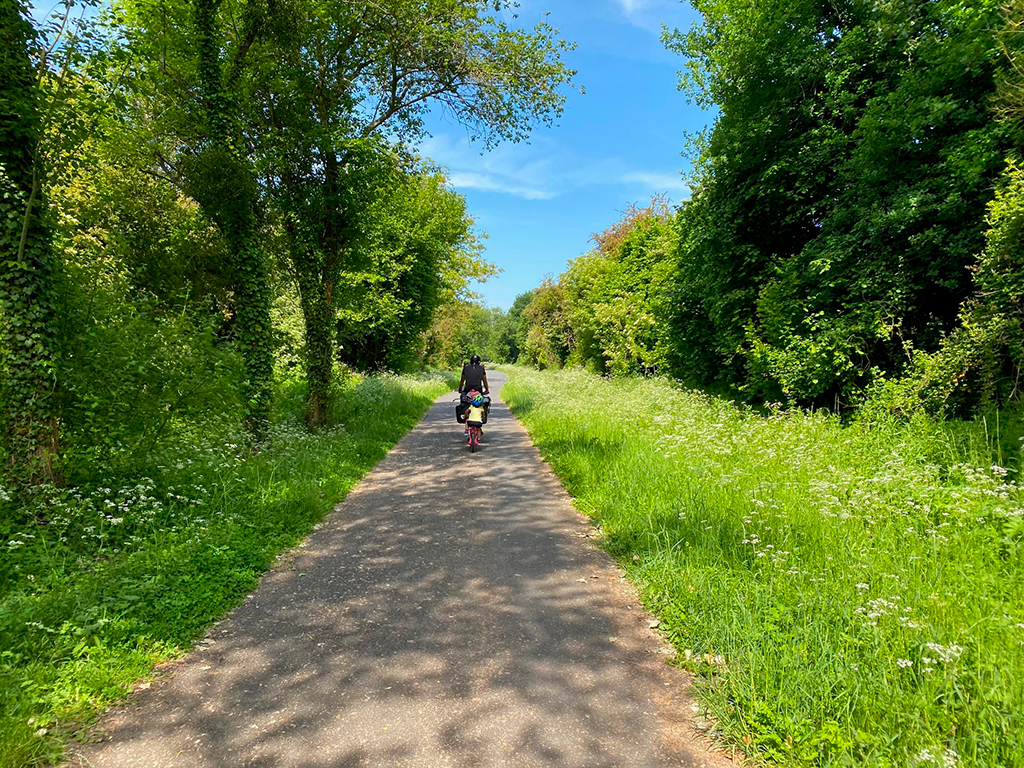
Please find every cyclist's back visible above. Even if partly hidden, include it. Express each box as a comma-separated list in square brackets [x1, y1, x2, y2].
[459, 355, 488, 395]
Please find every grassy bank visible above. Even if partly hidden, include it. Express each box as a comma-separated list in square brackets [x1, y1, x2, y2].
[0, 371, 452, 768]
[501, 366, 1023, 767]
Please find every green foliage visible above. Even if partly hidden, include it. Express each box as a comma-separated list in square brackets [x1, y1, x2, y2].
[420, 300, 506, 368]
[0, 371, 452, 768]
[190, 1, 273, 438]
[564, 200, 676, 375]
[0, 0, 563, 760]
[111, 0, 275, 438]
[512, 200, 677, 375]
[495, 289, 536, 364]
[331, 161, 489, 372]
[503, 366, 1024, 768]
[260, 0, 578, 147]
[998, 0, 1024, 125]
[663, 0, 1021, 406]
[522, 279, 570, 369]
[230, 0, 572, 425]
[53, 142, 234, 311]
[860, 160, 1024, 419]
[0, 0, 62, 484]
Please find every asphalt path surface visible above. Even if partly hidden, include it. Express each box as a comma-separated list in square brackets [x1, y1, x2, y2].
[70, 372, 731, 768]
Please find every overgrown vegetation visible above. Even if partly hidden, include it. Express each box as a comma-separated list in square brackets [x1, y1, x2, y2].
[1, 0, 574, 478]
[499, 0, 1024, 418]
[503, 366, 1024, 768]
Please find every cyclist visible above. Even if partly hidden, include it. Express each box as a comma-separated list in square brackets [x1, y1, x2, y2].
[457, 354, 490, 432]
[459, 354, 489, 396]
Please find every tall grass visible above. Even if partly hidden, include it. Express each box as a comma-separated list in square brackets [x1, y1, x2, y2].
[501, 366, 1023, 768]
[0, 371, 453, 768]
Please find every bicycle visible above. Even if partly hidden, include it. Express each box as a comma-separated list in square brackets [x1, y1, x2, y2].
[455, 389, 489, 452]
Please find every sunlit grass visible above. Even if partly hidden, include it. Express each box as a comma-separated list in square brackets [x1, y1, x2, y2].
[0, 371, 453, 768]
[502, 366, 1023, 768]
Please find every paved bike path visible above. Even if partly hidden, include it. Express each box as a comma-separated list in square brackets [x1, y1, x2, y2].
[71, 372, 730, 767]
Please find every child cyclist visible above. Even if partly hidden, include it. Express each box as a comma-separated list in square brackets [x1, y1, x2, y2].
[464, 394, 487, 433]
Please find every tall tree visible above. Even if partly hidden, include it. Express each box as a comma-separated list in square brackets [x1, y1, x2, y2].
[248, 0, 575, 427]
[495, 290, 536, 364]
[334, 166, 491, 373]
[185, 0, 273, 438]
[665, 0, 1017, 405]
[0, 0, 61, 483]
[112, 0, 276, 438]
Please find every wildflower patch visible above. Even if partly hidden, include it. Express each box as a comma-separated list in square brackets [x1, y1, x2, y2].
[502, 366, 1024, 767]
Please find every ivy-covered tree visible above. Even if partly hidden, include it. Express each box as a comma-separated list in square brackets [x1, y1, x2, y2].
[185, 0, 272, 437]
[111, 0, 277, 438]
[246, 0, 575, 427]
[0, 0, 62, 484]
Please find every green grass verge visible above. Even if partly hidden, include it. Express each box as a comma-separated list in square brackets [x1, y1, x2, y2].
[501, 366, 1023, 768]
[0, 371, 453, 768]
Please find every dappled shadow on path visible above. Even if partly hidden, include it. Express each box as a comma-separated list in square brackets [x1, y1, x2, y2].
[71, 374, 708, 768]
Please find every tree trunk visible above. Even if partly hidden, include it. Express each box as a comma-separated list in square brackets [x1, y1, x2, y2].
[291, 148, 346, 430]
[192, 0, 273, 440]
[0, 2, 62, 485]
[298, 270, 335, 429]
[231, 231, 274, 439]
[289, 228, 337, 430]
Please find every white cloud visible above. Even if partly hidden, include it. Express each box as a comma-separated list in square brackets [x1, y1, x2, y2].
[611, 0, 687, 33]
[621, 170, 690, 195]
[421, 133, 691, 203]
[420, 133, 618, 201]
[616, 0, 649, 13]
[446, 172, 556, 200]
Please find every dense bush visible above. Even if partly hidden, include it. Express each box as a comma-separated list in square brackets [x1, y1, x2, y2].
[508, 0, 1024, 418]
[506, 200, 677, 375]
[664, 0, 1022, 407]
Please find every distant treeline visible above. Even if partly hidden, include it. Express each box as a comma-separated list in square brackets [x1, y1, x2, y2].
[483, 0, 1024, 417]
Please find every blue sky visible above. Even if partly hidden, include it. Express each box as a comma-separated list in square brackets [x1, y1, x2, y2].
[423, 0, 712, 309]
[30, 0, 712, 310]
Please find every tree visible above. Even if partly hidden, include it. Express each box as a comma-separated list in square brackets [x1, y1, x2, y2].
[564, 199, 676, 375]
[334, 165, 491, 372]
[521, 279, 570, 369]
[112, 0, 277, 438]
[664, 0, 1017, 406]
[186, 0, 273, 437]
[861, 0, 1024, 416]
[0, 1, 62, 483]
[421, 300, 504, 369]
[496, 289, 537, 364]
[246, 0, 575, 427]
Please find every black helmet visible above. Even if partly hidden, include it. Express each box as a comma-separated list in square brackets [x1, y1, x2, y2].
[469, 354, 481, 365]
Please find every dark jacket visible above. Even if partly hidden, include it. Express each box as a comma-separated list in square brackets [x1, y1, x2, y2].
[461, 363, 485, 392]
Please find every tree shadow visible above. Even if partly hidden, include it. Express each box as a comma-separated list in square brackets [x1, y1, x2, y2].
[69, 374, 693, 767]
